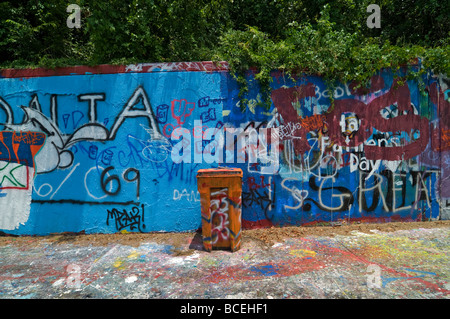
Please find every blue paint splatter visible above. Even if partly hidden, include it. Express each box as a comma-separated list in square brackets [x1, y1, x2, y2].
[402, 268, 437, 276]
[381, 268, 437, 287]
[250, 265, 279, 276]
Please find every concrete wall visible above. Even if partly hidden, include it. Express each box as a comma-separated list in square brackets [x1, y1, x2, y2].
[0, 62, 448, 235]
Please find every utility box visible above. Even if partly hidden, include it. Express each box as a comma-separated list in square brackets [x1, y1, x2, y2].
[197, 167, 243, 252]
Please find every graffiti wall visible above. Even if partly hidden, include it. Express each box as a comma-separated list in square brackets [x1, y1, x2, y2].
[0, 62, 448, 235]
[228, 69, 450, 228]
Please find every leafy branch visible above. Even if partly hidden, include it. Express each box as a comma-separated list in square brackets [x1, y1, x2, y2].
[215, 7, 449, 110]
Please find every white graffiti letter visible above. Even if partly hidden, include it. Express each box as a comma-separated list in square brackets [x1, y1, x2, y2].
[109, 86, 162, 140]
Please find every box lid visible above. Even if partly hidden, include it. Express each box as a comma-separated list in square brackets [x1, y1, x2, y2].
[196, 167, 243, 177]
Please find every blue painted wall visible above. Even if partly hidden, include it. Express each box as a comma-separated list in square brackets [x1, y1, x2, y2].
[0, 63, 448, 235]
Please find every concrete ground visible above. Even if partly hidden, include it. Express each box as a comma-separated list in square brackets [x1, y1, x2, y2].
[0, 221, 449, 301]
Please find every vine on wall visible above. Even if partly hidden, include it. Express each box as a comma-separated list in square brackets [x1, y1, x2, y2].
[215, 9, 449, 110]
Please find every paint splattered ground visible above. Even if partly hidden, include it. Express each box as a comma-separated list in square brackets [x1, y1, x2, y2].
[0, 221, 449, 299]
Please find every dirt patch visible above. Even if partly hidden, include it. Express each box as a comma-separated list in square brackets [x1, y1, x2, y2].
[243, 220, 450, 246]
[0, 220, 449, 248]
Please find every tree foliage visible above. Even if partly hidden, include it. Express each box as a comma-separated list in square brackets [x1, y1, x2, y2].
[0, 0, 448, 102]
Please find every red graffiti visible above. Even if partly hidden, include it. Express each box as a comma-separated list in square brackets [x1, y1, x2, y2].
[272, 77, 431, 161]
[247, 176, 271, 190]
[271, 83, 318, 155]
[300, 114, 326, 132]
[0, 131, 46, 165]
[349, 75, 385, 95]
[428, 82, 450, 127]
[210, 188, 230, 245]
[427, 82, 450, 151]
[434, 128, 450, 151]
[162, 99, 196, 137]
[171, 99, 195, 125]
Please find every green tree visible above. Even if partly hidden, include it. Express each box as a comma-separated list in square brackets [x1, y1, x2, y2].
[0, 0, 90, 68]
[84, 0, 231, 64]
[0, 0, 448, 86]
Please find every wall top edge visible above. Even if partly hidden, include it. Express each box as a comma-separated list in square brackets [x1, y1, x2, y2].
[0, 61, 230, 79]
[0, 59, 424, 80]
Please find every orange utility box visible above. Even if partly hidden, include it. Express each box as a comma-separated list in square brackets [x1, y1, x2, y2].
[196, 167, 243, 252]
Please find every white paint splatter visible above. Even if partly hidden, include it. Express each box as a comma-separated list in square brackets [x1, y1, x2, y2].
[52, 278, 66, 287]
[125, 275, 138, 283]
[0, 162, 34, 230]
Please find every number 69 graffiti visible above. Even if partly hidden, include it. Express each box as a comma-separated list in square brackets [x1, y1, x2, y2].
[100, 166, 141, 199]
